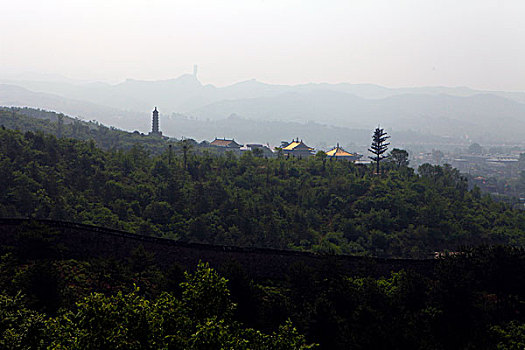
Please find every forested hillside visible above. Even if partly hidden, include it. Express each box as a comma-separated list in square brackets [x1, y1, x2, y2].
[1, 111, 525, 348]
[0, 225, 523, 349]
[0, 107, 185, 154]
[1, 127, 524, 257]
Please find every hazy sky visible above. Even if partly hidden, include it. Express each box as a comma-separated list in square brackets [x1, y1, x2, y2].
[1, 0, 524, 90]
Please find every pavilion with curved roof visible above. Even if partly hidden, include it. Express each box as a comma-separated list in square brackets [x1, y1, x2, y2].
[326, 143, 362, 161]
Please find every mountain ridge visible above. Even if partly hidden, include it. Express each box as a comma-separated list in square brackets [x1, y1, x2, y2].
[2, 74, 525, 145]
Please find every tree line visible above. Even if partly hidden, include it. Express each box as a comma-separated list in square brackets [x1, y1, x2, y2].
[0, 126, 524, 257]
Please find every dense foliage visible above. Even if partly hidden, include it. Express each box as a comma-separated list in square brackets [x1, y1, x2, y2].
[0, 238, 523, 349]
[1, 108, 525, 348]
[1, 126, 524, 257]
[0, 257, 314, 349]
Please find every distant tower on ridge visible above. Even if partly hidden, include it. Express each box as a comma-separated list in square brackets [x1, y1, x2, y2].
[149, 107, 162, 136]
[193, 64, 198, 78]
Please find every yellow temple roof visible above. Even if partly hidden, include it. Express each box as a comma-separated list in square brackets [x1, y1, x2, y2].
[283, 141, 300, 150]
[282, 139, 313, 151]
[326, 144, 356, 157]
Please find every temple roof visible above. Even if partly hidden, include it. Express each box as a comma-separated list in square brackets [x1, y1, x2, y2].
[282, 139, 313, 151]
[326, 144, 357, 157]
[210, 138, 242, 148]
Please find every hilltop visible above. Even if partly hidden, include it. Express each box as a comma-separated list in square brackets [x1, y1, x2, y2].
[0, 107, 187, 155]
[1, 125, 524, 257]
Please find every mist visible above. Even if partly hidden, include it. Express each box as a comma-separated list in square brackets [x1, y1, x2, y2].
[2, 0, 525, 90]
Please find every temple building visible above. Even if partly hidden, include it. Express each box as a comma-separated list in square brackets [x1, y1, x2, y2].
[210, 138, 243, 155]
[326, 143, 362, 161]
[210, 138, 242, 149]
[282, 138, 314, 158]
[149, 107, 162, 136]
[241, 143, 274, 157]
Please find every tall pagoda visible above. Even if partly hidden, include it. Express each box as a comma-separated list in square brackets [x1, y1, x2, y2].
[149, 107, 162, 136]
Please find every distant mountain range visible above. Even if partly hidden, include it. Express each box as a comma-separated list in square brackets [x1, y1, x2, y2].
[1, 73, 525, 146]
[0, 84, 149, 131]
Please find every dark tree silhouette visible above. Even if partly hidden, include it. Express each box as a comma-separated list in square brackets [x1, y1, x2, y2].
[389, 148, 409, 167]
[368, 127, 390, 174]
[56, 114, 64, 138]
[179, 138, 193, 170]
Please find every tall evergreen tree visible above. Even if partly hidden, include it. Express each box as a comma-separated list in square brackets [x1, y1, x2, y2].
[368, 127, 390, 174]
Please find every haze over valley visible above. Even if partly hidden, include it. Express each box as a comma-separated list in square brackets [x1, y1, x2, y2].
[4, 0, 525, 148]
[2, 73, 525, 150]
